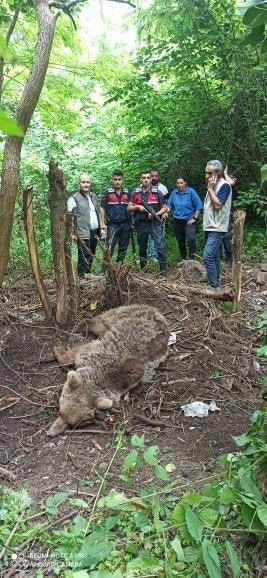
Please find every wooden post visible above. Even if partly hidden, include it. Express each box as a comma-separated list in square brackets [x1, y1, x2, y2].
[65, 212, 78, 318]
[232, 210, 246, 313]
[47, 158, 68, 324]
[23, 185, 52, 320]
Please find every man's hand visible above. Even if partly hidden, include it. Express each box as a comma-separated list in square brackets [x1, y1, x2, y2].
[187, 219, 196, 225]
[100, 226, 107, 238]
[208, 175, 217, 191]
[138, 205, 148, 212]
[161, 212, 169, 220]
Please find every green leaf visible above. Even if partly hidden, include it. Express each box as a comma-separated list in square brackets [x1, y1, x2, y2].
[131, 434, 145, 447]
[122, 449, 139, 473]
[202, 538, 222, 578]
[239, 471, 262, 500]
[171, 536, 184, 561]
[219, 486, 237, 505]
[243, 24, 265, 46]
[183, 545, 201, 563]
[184, 506, 204, 543]
[72, 515, 87, 536]
[257, 345, 267, 357]
[242, 5, 262, 25]
[74, 539, 112, 568]
[98, 490, 131, 510]
[45, 492, 68, 515]
[233, 433, 251, 447]
[165, 463, 176, 473]
[126, 555, 161, 571]
[154, 464, 169, 480]
[257, 505, 267, 527]
[69, 498, 89, 508]
[0, 110, 24, 137]
[260, 164, 267, 185]
[225, 540, 240, 578]
[144, 445, 159, 466]
[199, 507, 219, 527]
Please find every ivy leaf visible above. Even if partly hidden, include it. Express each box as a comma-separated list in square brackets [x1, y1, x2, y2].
[184, 506, 204, 543]
[257, 345, 267, 357]
[225, 540, 240, 578]
[201, 538, 222, 578]
[257, 505, 267, 527]
[144, 445, 159, 466]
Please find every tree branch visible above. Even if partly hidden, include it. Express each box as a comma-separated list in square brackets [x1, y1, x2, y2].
[108, 0, 136, 6]
[0, 3, 21, 102]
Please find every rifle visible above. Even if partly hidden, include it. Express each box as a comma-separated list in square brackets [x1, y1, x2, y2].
[141, 200, 162, 223]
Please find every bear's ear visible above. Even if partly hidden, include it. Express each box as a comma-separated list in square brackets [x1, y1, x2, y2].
[66, 370, 82, 391]
[119, 357, 144, 387]
[47, 415, 68, 437]
[95, 397, 113, 410]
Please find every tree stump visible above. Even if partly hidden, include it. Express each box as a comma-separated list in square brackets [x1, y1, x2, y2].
[23, 185, 52, 320]
[232, 210, 246, 313]
[103, 247, 131, 309]
[47, 158, 68, 324]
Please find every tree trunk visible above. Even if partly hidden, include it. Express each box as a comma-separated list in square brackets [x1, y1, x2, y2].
[23, 185, 52, 320]
[48, 158, 68, 325]
[0, 0, 58, 287]
[65, 212, 78, 318]
[232, 210, 246, 313]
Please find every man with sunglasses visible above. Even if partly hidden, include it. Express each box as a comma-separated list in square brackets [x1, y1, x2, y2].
[128, 170, 168, 275]
[203, 160, 232, 289]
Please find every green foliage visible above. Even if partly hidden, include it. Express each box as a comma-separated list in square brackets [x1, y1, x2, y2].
[0, 406, 266, 576]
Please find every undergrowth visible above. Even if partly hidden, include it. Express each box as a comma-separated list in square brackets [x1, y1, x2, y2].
[0, 404, 266, 578]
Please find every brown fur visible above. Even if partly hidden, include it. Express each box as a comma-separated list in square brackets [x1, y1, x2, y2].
[48, 304, 169, 437]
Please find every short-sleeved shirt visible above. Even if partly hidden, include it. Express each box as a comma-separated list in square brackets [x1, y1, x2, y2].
[101, 188, 131, 223]
[167, 187, 203, 220]
[130, 187, 166, 225]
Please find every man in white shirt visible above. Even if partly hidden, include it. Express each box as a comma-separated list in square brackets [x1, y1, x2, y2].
[67, 174, 104, 277]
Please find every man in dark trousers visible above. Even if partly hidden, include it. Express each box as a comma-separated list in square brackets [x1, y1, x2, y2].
[128, 170, 168, 275]
[100, 169, 131, 263]
[67, 173, 104, 277]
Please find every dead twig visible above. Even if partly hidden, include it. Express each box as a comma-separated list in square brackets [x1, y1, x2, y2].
[0, 465, 16, 482]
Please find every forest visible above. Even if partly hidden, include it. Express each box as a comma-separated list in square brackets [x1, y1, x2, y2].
[0, 1, 267, 578]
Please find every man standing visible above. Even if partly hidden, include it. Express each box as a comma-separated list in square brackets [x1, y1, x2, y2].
[128, 170, 168, 275]
[100, 169, 131, 263]
[203, 160, 232, 289]
[167, 176, 203, 260]
[151, 168, 169, 198]
[67, 174, 104, 278]
[148, 168, 169, 258]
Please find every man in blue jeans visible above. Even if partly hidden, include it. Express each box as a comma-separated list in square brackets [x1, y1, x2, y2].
[128, 170, 168, 275]
[203, 160, 232, 289]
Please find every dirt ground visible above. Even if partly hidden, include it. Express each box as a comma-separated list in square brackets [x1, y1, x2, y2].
[0, 262, 266, 507]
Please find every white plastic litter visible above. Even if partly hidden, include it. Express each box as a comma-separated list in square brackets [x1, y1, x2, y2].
[181, 400, 220, 418]
[168, 332, 177, 346]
